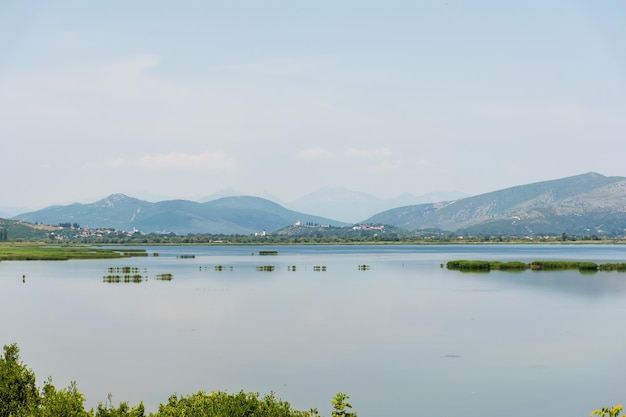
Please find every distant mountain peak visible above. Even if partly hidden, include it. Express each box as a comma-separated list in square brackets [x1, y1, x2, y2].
[200, 188, 243, 202]
[12, 192, 345, 235]
[95, 193, 133, 208]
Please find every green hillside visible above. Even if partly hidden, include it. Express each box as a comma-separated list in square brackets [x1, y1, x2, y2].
[13, 195, 347, 235]
[366, 172, 626, 236]
[0, 218, 54, 241]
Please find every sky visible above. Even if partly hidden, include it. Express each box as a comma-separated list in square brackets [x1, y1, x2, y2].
[1, 1, 625, 210]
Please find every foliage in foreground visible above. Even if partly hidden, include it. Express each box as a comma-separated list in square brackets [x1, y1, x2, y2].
[591, 405, 623, 417]
[0, 343, 354, 417]
[155, 391, 314, 417]
[4, 342, 621, 417]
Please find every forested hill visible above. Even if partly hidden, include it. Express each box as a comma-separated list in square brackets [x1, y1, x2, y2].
[12, 194, 347, 235]
[364, 172, 626, 236]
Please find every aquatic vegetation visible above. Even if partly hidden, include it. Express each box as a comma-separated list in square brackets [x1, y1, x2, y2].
[121, 251, 149, 257]
[155, 273, 173, 280]
[256, 265, 275, 271]
[529, 260, 592, 270]
[108, 266, 141, 274]
[597, 263, 626, 271]
[103, 275, 122, 283]
[259, 250, 278, 255]
[210, 265, 234, 272]
[446, 260, 492, 271]
[103, 274, 144, 283]
[0, 245, 138, 261]
[447, 259, 626, 273]
[490, 261, 528, 270]
[103, 266, 145, 283]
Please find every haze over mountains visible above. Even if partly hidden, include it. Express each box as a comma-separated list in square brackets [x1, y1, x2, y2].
[10, 172, 626, 236]
[286, 188, 468, 223]
[0, 205, 31, 219]
[200, 188, 468, 223]
[12, 195, 347, 235]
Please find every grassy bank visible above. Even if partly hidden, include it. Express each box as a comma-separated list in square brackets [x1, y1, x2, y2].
[0, 244, 145, 261]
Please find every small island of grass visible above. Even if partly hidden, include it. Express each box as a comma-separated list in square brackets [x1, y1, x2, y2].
[446, 259, 626, 272]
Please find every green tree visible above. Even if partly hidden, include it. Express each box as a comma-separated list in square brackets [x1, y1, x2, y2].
[94, 393, 144, 417]
[154, 390, 311, 417]
[0, 343, 39, 417]
[331, 392, 356, 417]
[591, 405, 623, 417]
[1, 343, 358, 417]
[38, 378, 90, 417]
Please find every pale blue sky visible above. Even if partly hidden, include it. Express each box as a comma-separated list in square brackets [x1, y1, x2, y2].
[1, 1, 625, 209]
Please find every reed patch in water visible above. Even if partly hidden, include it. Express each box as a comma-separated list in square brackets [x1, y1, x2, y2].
[155, 273, 173, 280]
[256, 265, 275, 271]
[447, 259, 626, 273]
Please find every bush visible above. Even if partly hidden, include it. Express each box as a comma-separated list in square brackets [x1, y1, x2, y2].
[0, 343, 354, 417]
[0, 343, 39, 417]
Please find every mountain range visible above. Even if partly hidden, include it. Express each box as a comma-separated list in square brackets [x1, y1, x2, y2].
[365, 172, 626, 236]
[9, 172, 626, 236]
[12, 194, 347, 235]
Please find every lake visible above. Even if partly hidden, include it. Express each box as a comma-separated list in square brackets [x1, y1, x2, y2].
[1, 244, 626, 416]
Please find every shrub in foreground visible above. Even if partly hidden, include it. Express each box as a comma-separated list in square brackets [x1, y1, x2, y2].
[1, 343, 355, 417]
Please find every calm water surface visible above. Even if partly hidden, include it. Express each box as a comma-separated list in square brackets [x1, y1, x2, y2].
[1, 244, 626, 416]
